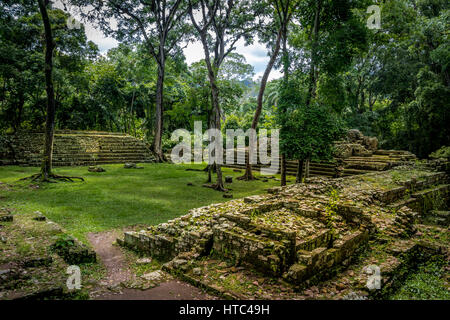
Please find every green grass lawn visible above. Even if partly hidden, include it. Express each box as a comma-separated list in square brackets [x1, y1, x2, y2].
[0, 163, 286, 242]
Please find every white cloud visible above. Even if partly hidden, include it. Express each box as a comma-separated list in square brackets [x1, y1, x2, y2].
[183, 38, 282, 81]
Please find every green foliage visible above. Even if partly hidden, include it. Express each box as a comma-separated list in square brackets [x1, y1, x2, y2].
[1, 0, 448, 160]
[390, 257, 450, 300]
[50, 234, 75, 251]
[324, 188, 340, 233]
[429, 146, 450, 159]
[279, 78, 346, 162]
[0, 1, 98, 132]
[343, 0, 450, 157]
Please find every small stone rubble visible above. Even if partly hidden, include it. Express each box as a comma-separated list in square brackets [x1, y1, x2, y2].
[120, 165, 449, 298]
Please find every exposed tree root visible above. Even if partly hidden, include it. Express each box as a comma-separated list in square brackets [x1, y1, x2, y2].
[20, 173, 84, 183]
[237, 173, 258, 181]
[202, 183, 228, 192]
[202, 164, 216, 173]
[154, 154, 166, 163]
[237, 163, 258, 181]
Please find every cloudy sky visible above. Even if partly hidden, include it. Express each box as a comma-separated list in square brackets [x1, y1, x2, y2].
[54, 1, 282, 81]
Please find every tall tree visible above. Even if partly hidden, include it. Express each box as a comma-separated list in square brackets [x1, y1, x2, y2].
[279, 15, 291, 186]
[26, 0, 84, 182]
[238, 0, 298, 181]
[37, 0, 55, 180]
[288, 0, 368, 179]
[72, 0, 190, 161]
[188, 0, 260, 191]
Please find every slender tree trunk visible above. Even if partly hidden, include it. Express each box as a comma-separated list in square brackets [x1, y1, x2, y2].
[240, 29, 283, 181]
[280, 154, 287, 186]
[38, 0, 56, 180]
[305, 158, 310, 179]
[130, 89, 136, 137]
[14, 92, 25, 134]
[153, 62, 165, 162]
[296, 159, 304, 183]
[211, 94, 225, 191]
[280, 23, 289, 187]
[306, 0, 321, 107]
[207, 165, 212, 183]
[200, 33, 226, 191]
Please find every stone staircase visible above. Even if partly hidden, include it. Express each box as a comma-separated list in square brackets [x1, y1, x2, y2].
[0, 130, 156, 167]
[223, 149, 416, 178]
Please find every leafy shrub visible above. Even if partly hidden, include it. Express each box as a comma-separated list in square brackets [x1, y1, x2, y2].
[429, 146, 450, 159]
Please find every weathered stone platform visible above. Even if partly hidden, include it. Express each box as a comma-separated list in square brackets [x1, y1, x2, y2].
[119, 164, 449, 299]
[0, 130, 156, 166]
[224, 129, 416, 177]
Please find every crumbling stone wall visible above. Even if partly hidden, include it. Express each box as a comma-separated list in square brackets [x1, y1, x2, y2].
[334, 129, 379, 158]
[120, 165, 449, 289]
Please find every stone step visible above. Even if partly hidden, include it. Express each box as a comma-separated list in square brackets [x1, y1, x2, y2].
[54, 139, 147, 143]
[54, 130, 129, 136]
[212, 224, 289, 276]
[2, 131, 156, 167]
[26, 159, 155, 167]
[29, 152, 151, 160]
[295, 229, 333, 252]
[375, 186, 410, 204]
[28, 154, 152, 161]
[388, 198, 419, 211]
[314, 240, 422, 299]
[285, 230, 369, 286]
[123, 230, 178, 261]
[28, 151, 151, 158]
[224, 162, 370, 177]
[52, 144, 149, 149]
[422, 210, 450, 227]
[223, 164, 338, 176]
[410, 184, 450, 213]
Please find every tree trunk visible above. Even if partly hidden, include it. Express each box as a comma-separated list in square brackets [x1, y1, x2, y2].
[14, 92, 25, 134]
[305, 158, 310, 179]
[200, 33, 226, 191]
[207, 165, 212, 183]
[153, 62, 165, 162]
[306, 0, 322, 107]
[240, 29, 283, 181]
[130, 89, 137, 137]
[296, 159, 304, 183]
[211, 98, 225, 191]
[279, 19, 290, 188]
[38, 0, 56, 180]
[280, 154, 287, 186]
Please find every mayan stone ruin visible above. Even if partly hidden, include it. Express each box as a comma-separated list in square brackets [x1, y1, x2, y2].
[225, 129, 417, 177]
[120, 160, 449, 299]
[0, 130, 156, 167]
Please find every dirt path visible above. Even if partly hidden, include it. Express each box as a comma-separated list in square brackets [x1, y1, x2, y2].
[87, 230, 215, 300]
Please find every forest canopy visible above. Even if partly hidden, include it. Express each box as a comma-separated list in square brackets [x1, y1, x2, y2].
[0, 0, 449, 159]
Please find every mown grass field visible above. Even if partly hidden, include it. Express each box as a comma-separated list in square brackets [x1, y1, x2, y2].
[0, 163, 287, 242]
